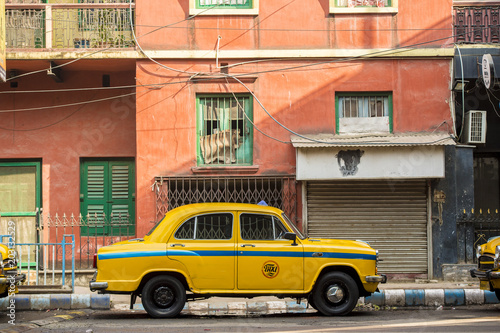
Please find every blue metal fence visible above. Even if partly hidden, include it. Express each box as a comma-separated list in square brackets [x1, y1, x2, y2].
[1, 234, 75, 292]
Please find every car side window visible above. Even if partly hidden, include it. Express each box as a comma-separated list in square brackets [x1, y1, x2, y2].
[240, 214, 287, 240]
[174, 213, 233, 240]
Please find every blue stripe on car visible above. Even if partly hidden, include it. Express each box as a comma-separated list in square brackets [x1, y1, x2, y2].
[98, 251, 167, 260]
[99, 250, 375, 260]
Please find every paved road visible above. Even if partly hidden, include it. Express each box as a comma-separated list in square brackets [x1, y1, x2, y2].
[3, 305, 500, 333]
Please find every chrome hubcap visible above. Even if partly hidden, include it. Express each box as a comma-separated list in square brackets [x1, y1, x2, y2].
[154, 286, 174, 307]
[326, 284, 344, 303]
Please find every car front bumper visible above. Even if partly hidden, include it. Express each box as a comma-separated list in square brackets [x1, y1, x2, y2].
[366, 274, 387, 283]
[0, 272, 26, 285]
[470, 268, 500, 280]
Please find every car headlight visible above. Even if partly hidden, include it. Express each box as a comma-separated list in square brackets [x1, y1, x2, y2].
[477, 245, 483, 259]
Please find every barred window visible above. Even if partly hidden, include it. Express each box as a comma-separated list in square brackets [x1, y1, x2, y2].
[197, 0, 252, 9]
[175, 213, 233, 240]
[338, 95, 389, 118]
[336, 93, 393, 134]
[240, 214, 287, 241]
[335, 0, 391, 8]
[197, 95, 253, 166]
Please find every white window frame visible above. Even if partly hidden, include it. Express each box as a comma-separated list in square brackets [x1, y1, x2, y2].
[329, 0, 398, 14]
[189, 0, 259, 16]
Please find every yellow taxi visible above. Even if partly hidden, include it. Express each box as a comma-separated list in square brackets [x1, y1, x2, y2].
[1, 243, 25, 298]
[90, 203, 386, 318]
[470, 236, 500, 301]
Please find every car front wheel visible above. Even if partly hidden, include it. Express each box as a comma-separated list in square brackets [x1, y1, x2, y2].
[312, 271, 359, 316]
[142, 275, 186, 318]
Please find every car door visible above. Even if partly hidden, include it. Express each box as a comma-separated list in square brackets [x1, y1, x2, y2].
[237, 212, 304, 291]
[167, 212, 235, 290]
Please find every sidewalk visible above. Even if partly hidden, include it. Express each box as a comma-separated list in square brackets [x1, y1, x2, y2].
[1, 280, 499, 314]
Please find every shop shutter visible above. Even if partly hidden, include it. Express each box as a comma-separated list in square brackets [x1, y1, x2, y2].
[306, 180, 428, 274]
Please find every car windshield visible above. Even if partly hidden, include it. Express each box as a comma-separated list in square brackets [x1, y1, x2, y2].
[282, 213, 305, 240]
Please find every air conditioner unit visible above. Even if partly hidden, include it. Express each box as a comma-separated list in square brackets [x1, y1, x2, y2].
[463, 110, 487, 144]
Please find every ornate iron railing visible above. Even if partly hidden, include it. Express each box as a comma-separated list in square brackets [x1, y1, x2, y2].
[40, 212, 135, 269]
[454, 5, 500, 43]
[5, 0, 135, 49]
[457, 209, 500, 263]
[153, 176, 298, 225]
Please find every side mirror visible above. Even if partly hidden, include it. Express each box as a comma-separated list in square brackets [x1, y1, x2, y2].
[284, 232, 298, 246]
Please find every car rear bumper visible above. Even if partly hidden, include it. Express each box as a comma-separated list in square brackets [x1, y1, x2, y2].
[89, 271, 108, 291]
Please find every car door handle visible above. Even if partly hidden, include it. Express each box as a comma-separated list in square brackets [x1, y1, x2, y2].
[170, 244, 185, 247]
[312, 252, 323, 257]
[241, 244, 255, 247]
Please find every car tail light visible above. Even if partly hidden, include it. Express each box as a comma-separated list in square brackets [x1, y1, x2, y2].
[93, 254, 97, 269]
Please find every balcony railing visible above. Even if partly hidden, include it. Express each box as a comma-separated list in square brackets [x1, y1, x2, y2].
[454, 5, 500, 43]
[5, 0, 135, 49]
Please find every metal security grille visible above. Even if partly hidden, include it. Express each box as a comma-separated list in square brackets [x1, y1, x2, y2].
[153, 176, 297, 224]
[198, 95, 253, 166]
[306, 180, 428, 274]
[198, 0, 252, 9]
[338, 95, 389, 118]
[5, 0, 135, 49]
[5, 9, 45, 48]
[336, 0, 390, 8]
[454, 6, 500, 43]
[470, 111, 485, 142]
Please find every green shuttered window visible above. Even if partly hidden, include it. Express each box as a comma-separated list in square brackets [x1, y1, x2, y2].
[80, 160, 135, 236]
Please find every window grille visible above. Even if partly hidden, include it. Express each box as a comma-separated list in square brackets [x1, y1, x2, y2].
[338, 95, 389, 118]
[198, 95, 253, 166]
[154, 176, 298, 225]
[336, 0, 390, 7]
[197, 0, 252, 9]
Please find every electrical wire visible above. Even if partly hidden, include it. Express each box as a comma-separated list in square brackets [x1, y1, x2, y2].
[0, 3, 479, 142]
[0, 92, 136, 113]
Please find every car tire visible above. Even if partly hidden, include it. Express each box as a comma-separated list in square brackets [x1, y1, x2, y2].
[141, 275, 186, 318]
[312, 271, 359, 316]
[307, 294, 318, 310]
[495, 289, 500, 302]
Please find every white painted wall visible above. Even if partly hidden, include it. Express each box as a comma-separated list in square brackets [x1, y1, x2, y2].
[296, 146, 446, 180]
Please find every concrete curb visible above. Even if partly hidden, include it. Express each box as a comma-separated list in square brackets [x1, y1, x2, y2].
[0, 294, 110, 311]
[0, 289, 498, 313]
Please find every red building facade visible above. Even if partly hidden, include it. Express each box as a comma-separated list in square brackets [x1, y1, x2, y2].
[2, 0, 473, 279]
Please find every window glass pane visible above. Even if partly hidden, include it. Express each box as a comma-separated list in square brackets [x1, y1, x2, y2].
[195, 213, 233, 240]
[175, 217, 195, 239]
[240, 214, 276, 240]
[273, 217, 288, 239]
[336, 0, 390, 7]
[0, 166, 36, 213]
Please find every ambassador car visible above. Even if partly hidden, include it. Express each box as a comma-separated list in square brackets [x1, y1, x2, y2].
[90, 203, 386, 318]
[470, 236, 500, 301]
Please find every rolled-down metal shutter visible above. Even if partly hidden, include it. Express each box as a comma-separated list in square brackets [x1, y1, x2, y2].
[306, 180, 428, 274]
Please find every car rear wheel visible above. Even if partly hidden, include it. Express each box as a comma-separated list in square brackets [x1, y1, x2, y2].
[142, 275, 186, 318]
[312, 271, 359, 316]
